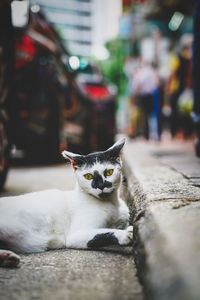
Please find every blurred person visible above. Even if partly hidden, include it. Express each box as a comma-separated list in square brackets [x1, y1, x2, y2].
[125, 56, 143, 138]
[165, 36, 193, 138]
[127, 94, 143, 138]
[192, 0, 200, 156]
[131, 60, 160, 140]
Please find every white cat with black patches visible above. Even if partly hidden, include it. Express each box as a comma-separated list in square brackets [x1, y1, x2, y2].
[0, 139, 133, 267]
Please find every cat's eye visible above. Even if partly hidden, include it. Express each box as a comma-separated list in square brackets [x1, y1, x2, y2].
[84, 173, 93, 180]
[104, 169, 114, 177]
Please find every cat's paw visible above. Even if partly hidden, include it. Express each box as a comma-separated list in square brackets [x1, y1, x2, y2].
[116, 226, 133, 246]
[0, 250, 20, 268]
[127, 225, 133, 239]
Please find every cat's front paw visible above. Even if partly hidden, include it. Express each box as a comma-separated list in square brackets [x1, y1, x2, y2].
[117, 226, 133, 246]
[0, 250, 20, 268]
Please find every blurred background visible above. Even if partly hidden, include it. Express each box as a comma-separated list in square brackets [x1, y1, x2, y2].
[0, 0, 197, 190]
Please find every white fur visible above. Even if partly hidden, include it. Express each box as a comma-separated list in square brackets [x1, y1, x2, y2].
[0, 187, 130, 253]
[76, 161, 121, 199]
[0, 139, 132, 261]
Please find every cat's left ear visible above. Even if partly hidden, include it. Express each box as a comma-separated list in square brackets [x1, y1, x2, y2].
[106, 138, 125, 161]
[62, 151, 83, 170]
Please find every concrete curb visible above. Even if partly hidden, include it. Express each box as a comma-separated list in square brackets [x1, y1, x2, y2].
[123, 141, 200, 300]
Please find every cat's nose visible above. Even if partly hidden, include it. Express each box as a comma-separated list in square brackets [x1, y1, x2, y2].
[98, 182, 105, 191]
[98, 181, 111, 191]
[92, 171, 104, 190]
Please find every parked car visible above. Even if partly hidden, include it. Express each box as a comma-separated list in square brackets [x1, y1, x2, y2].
[0, 1, 15, 189]
[9, 6, 117, 162]
[76, 61, 117, 151]
[9, 7, 89, 162]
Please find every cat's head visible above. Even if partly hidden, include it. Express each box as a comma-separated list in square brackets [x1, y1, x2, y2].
[62, 139, 125, 200]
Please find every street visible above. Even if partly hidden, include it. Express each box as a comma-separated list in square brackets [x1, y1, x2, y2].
[0, 163, 143, 300]
[1, 163, 76, 197]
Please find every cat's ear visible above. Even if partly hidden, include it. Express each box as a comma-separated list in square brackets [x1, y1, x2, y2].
[62, 151, 83, 170]
[106, 138, 125, 161]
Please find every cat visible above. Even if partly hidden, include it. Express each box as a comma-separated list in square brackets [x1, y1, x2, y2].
[0, 138, 133, 267]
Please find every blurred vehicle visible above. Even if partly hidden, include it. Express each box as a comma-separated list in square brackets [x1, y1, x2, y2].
[8, 3, 116, 162]
[9, 5, 89, 162]
[0, 1, 15, 189]
[76, 61, 117, 151]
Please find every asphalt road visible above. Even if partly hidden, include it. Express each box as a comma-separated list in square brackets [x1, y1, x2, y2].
[0, 163, 143, 300]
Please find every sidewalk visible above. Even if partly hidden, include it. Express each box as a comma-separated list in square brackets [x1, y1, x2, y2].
[123, 138, 200, 300]
[0, 164, 143, 300]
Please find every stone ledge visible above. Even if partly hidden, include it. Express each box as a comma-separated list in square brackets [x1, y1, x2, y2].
[123, 141, 200, 300]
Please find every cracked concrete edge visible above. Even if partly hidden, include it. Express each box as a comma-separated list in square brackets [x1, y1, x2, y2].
[122, 141, 200, 300]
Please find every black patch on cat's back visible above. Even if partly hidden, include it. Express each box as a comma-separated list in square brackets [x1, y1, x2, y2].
[87, 232, 119, 249]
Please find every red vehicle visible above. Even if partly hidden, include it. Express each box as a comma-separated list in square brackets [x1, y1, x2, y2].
[9, 5, 116, 163]
[9, 8, 89, 162]
[76, 62, 117, 152]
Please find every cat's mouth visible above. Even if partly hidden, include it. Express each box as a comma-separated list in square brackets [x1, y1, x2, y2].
[98, 191, 113, 199]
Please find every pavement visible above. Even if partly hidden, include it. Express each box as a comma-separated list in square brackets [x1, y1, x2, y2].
[123, 137, 200, 300]
[0, 247, 142, 300]
[1, 136, 200, 300]
[0, 162, 143, 300]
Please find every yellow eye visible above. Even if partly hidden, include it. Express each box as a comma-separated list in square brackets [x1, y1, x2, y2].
[84, 173, 93, 180]
[105, 169, 113, 177]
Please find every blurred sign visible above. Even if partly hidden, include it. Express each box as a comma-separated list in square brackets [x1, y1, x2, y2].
[123, 0, 133, 6]
[11, 0, 29, 28]
[119, 15, 131, 38]
[123, 0, 148, 7]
